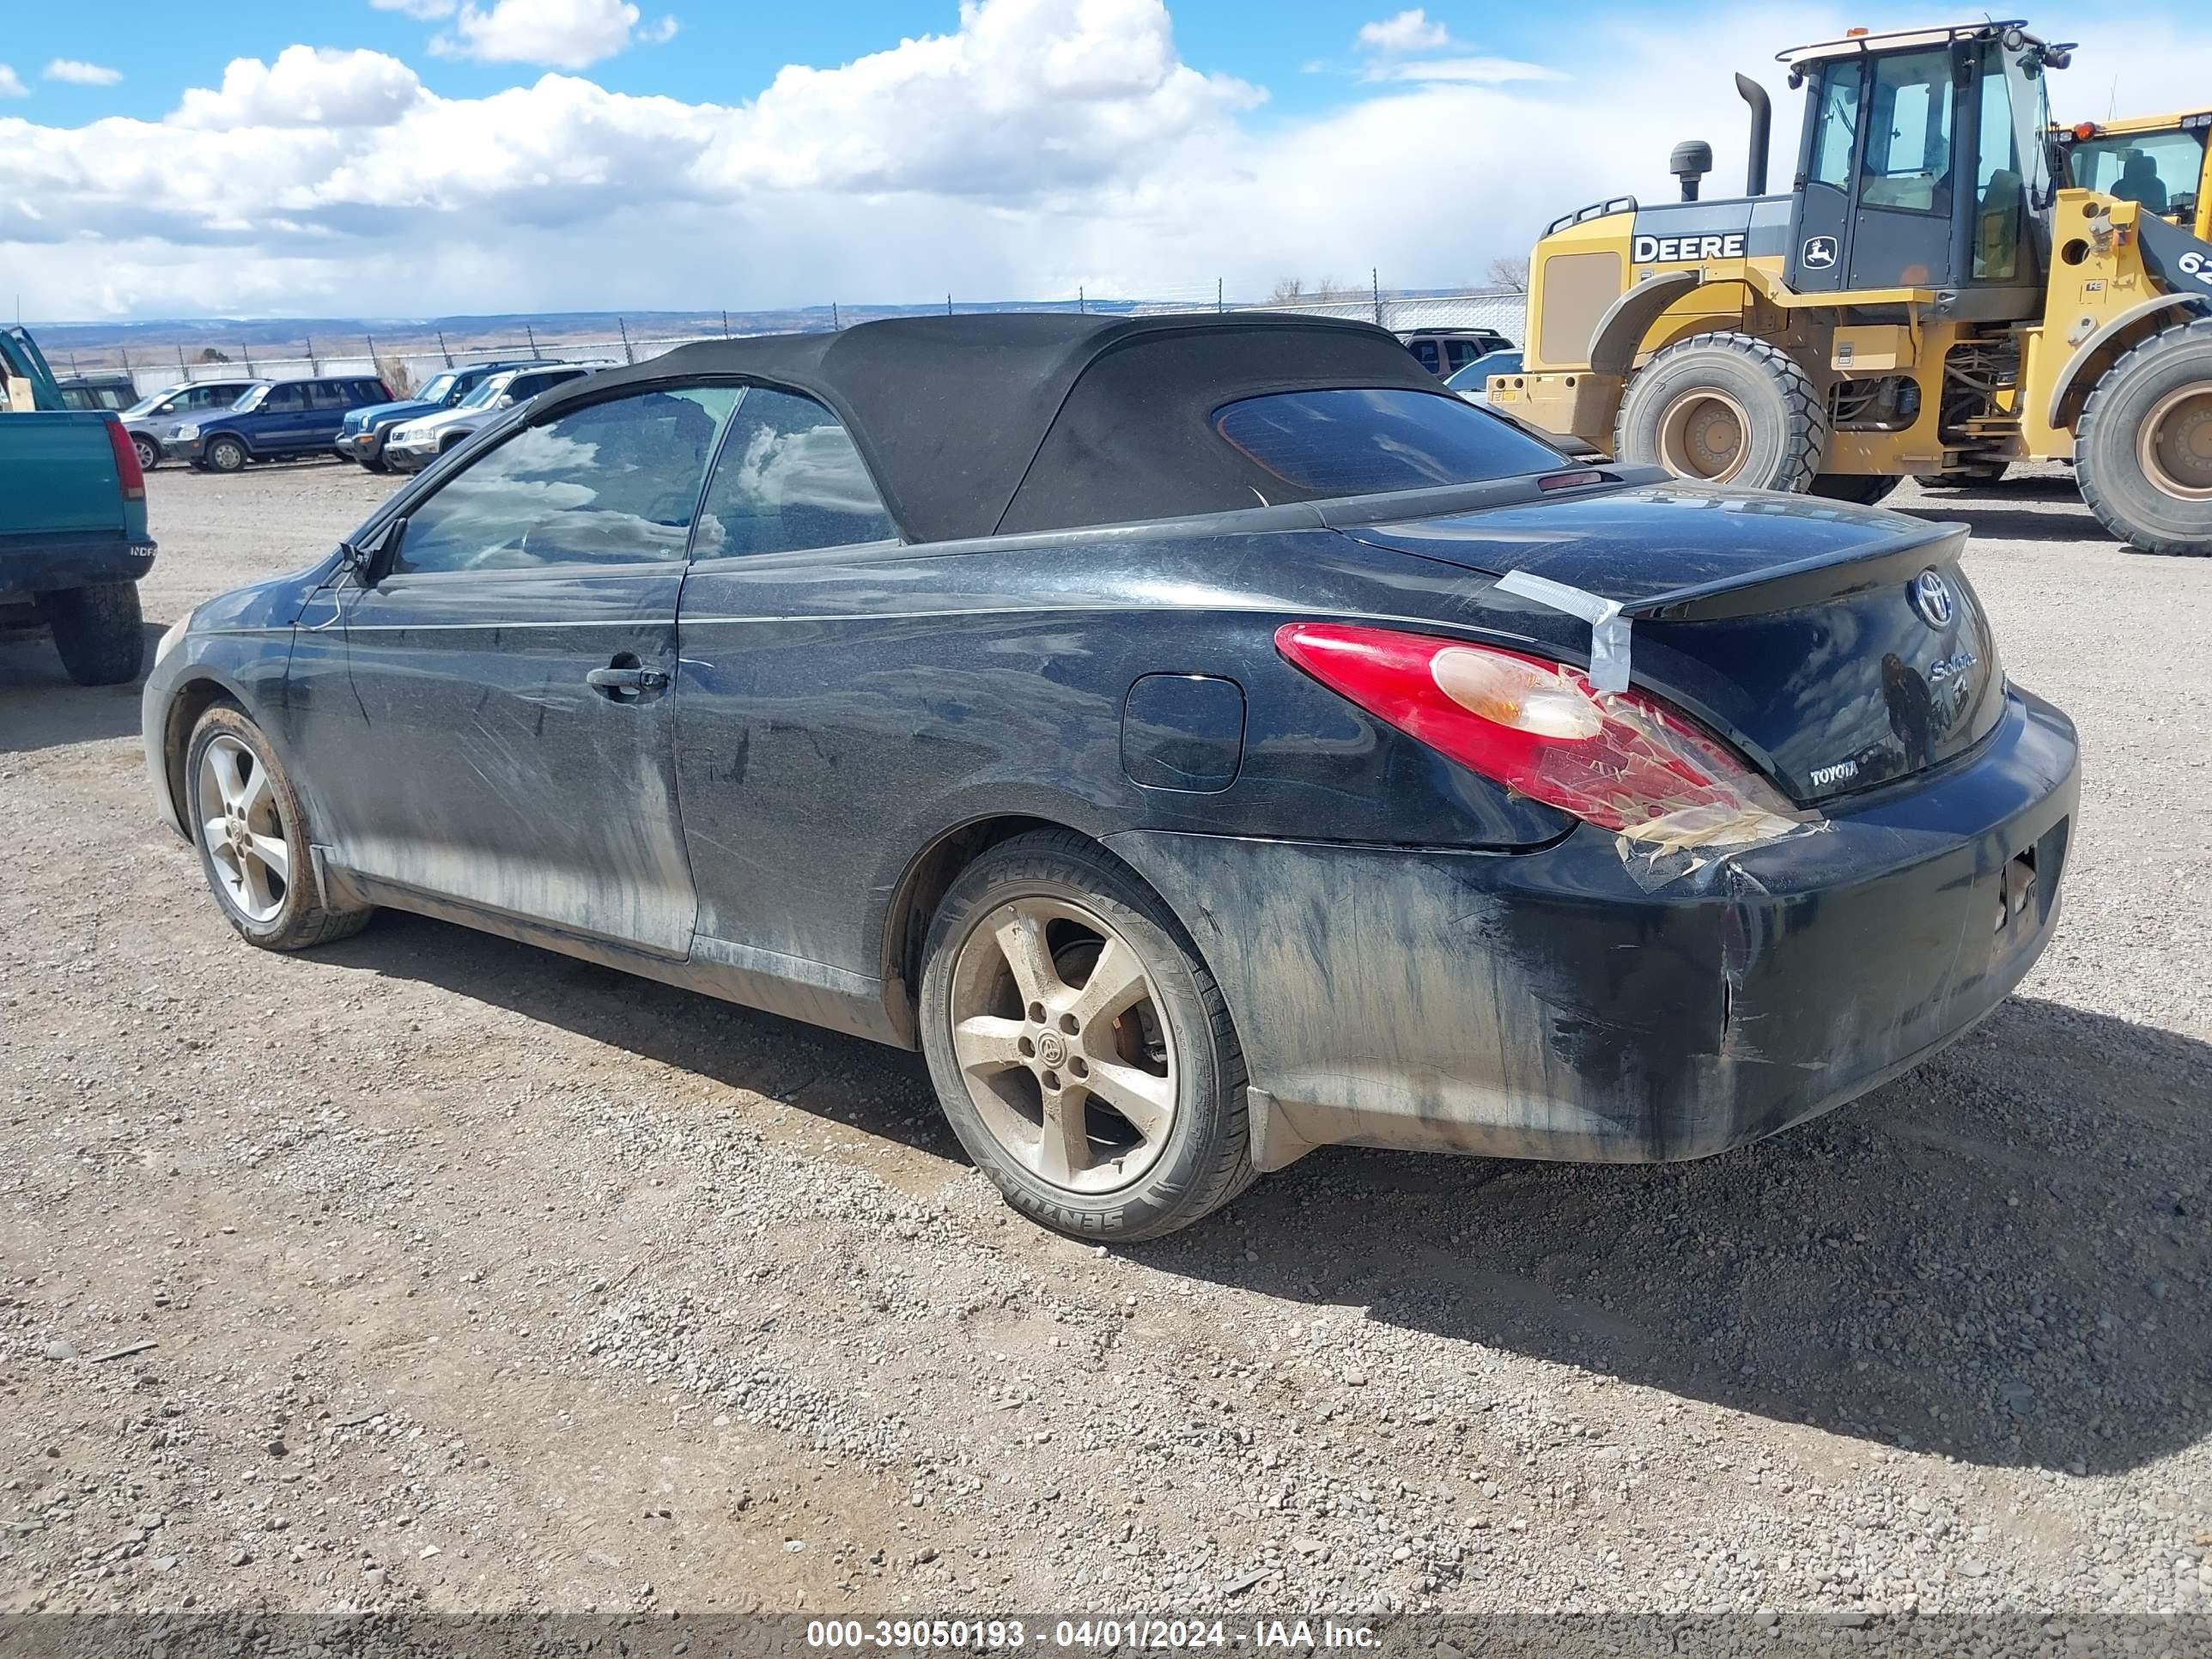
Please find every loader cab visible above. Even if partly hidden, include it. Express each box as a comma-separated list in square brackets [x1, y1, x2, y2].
[1782, 22, 2061, 307]
[2057, 117, 2211, 240]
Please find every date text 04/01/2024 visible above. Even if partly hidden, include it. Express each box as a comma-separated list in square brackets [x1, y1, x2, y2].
[802, 1619, 1379, 1650]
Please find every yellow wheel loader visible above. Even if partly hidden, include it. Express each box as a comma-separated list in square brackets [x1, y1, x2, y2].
[2053, 107, 2210, 241]
[1491, 21, 2212, 554]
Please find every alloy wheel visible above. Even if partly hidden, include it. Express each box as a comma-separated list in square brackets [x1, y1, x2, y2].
[945, 895, 1177, 1194]
[196, 733, 290, 924]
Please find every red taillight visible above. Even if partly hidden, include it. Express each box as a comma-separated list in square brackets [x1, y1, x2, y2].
[103, 416, 145, 501]
[1274, 622, 1794, 836]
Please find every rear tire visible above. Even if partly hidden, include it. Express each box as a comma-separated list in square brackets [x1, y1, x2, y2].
[917, 830, 1253, 1242]
[37, 581, 143, 686]
[204, 434, 248, 473]
[1615, 331, 1826, 493]
[1920, 462, 2009, 491]
[2075, 316, 2212, 556]
[185, 703, 372, 951]
[1808, 473, 1901, 506]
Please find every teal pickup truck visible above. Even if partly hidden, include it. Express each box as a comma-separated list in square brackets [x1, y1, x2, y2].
[1, 326, 155, 685]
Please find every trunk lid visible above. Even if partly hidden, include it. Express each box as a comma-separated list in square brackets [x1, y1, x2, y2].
[1342, 483, 2005, 805]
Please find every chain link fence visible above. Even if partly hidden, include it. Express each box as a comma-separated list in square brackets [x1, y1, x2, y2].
[76, 284, 1531, 400]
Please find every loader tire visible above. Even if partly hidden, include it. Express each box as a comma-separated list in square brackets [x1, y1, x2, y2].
[2075, 316, 2212, 556]
[1616, 331, 1826, 493]
[1808, 474, 1902, 506]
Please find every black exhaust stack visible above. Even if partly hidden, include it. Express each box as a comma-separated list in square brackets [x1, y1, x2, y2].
[1735, 73, 1771, 195]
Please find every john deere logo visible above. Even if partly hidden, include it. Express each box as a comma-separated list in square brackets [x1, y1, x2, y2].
[1802, 234, 1839, 269]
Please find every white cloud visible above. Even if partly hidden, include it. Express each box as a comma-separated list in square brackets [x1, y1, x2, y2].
[44, 60, 124, 88]
[0, 64, 27, 99]
[370, 0, 459, 15]
[1356, 9, 1450, 54]
[430, 0, 665, 69]
[4, 0, 2212, 322]
[1365, 54, 1559, 84]
[171, 46, 424, 130]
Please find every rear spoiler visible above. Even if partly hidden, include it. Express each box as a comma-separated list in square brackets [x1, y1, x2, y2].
[1626, 519, 1966, 622]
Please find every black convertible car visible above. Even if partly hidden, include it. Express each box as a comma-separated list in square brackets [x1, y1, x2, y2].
[143, 313, 2077, 1240]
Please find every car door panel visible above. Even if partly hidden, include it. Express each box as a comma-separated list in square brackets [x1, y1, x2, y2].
[326, 563, 697, 952]
[319, 383, 738, 955]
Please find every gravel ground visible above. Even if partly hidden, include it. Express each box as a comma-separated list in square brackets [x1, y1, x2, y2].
[1, 460, 2208, 1626]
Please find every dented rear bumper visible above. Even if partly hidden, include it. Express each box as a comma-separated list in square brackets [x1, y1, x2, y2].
[1104, 686, 2078, 1171]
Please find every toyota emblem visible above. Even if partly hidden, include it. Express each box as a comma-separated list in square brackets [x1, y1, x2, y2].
[1910, 568, 1955, 629]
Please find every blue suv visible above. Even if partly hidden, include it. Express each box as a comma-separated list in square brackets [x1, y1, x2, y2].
[335, 360, 539, 472]
[167, 374, 393, 473]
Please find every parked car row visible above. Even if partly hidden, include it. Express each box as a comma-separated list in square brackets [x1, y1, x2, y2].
[380, 362, 606, 471]
[102, 360, 611, 477]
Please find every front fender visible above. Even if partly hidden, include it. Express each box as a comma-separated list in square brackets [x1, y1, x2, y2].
[2045, 289, 2212, 429]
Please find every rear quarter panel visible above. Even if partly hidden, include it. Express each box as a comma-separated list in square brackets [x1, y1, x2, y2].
[670, 525, 1582, 988]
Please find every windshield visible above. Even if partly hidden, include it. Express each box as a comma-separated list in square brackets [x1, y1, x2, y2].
[2071, 129, 2206, 221]
[233, 385, 270, 412]
[416, 372, 459, 404]
[1213, 387, 1565, 496]
[123, 387, 179, 418]
[458, 375, 511, 410]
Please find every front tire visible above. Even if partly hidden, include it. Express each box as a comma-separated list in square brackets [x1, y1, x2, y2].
[1615, 331, 1826, 493]
[185, 703, 372, 951]
[1920, 462, 2009, 491]
[131, 434, 161, 472]
[37, 581, 143, 685]
[204, 434, 248, 473]
[2075, 317, 2212, 555]
[917, 830, 1252, 1242]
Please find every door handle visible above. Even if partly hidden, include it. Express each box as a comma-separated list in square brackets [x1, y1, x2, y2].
[586, 665, 671, 694]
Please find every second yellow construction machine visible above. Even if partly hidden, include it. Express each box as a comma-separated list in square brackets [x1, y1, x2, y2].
[1491, 21, 2212, 553]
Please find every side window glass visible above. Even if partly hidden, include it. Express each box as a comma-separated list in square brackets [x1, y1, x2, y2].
[309, 382, 349, 410]
[392, 386, 738, 574]
[1811, 66, 1861, 189]
[1408, 341, 1441, 374]
[265, 384, 307, 413]
[695, 388, 896, 559]
[1861, 49, 1953, 211]
[1972, 50, 2022, 279]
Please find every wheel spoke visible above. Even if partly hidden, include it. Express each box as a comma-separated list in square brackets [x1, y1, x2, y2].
[239, 852, 276, 916]
[238, 759, 275, 824]
[1082, 1060, 1174, 1143]
[992, 905, 1061, 1008]
[952, 1014, 1026, 1077]
[208, 742, 247, 812]
[247, 833, 291, 884]
[1064, 934, 1148, 1030]
[200, 816, 231, 851]
[1033, 1089, 1091, 1184]
[208, 838, 244, 887]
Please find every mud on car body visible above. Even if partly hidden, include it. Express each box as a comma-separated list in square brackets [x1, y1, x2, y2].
[141, 313, 2078, 1241]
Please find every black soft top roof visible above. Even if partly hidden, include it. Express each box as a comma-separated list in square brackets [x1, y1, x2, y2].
[531, 312, 1450, 544]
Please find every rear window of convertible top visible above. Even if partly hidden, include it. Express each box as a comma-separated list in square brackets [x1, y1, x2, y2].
[1213, 387, 1565, 498]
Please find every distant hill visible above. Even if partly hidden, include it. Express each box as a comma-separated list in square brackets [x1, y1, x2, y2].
[22, 301, 1155, 368]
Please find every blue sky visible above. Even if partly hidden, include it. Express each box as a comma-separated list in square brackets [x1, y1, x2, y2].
[7, 2, 1409, 121]
[3, 1, 2206, 321]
